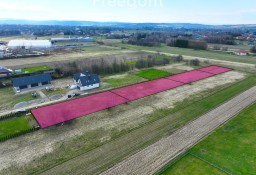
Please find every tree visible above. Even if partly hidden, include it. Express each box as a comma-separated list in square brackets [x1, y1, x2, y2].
[189, 40, 208, 50]
[190, 59, 200, 66]
[250, 45, 256, 53]
[213, 45, 221, 50]
[172, 55, 183, 62]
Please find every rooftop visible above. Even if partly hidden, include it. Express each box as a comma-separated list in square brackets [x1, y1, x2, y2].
[73, 72, 100, 86]
[12, 74, 52, 87]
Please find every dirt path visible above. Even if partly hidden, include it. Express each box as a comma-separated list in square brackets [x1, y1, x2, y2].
[101, 86, 256, 175]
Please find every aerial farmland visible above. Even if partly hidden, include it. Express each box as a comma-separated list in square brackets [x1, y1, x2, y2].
[0, 1, 256, 174]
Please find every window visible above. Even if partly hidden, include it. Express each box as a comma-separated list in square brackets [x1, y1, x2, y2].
[19, 85, 27, 89]
[31, 83, 39, 87]
[42, 81, 49, 85]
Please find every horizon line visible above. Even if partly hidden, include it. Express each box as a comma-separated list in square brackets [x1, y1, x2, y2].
[0, 18, 255, 26]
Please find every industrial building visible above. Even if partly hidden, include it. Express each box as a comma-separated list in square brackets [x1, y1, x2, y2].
[12, 74, 52, 93]
[8, 40, 52, 50]
[51, 37, 95, 43]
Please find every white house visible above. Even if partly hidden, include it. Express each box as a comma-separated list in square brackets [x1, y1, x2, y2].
[234, 50, 249, 56]
[0, 66, 12, 77]
[73, 72, 100, 91]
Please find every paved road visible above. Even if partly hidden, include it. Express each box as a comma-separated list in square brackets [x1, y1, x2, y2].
[101, 86, 256, 175]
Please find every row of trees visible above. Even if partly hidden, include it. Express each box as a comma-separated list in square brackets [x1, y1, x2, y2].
[53, 54, 172, 78]
[251, 45, 256, 53]
[204, 35, 235, 45]
[166, 39, 208, 50]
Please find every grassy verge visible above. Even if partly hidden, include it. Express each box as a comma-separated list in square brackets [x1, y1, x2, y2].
[160, 102, 256, 175]
[103, 73, 146, 88]
[6, 76, 254, 175]
[0, 88, 37, 112]
[21, 65, 52, 74]
[0, 117, 31, 140]
[136, 69, 172, 80]
[160, 154, 226, 175]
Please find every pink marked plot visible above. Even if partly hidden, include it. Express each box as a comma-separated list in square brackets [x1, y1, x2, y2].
[111, 79, 184, 101]
[165, 70, 213, 84]
[198, 66, 232, 75]
[32, 91, 128, 128]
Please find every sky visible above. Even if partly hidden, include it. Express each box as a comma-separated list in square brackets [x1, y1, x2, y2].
[0, 0, 256, 24]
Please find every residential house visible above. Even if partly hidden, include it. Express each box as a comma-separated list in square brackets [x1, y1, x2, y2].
[73, 72, 100, 91]
[12, 74, 52, 93]
[234, 50, 249, 56]
[0, 66, 13, 77]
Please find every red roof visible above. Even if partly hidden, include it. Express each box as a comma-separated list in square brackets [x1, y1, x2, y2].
[235, 50, 249, 54]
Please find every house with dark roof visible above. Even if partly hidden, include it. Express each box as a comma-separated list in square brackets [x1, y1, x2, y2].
[73, 71, 100, 91]
[12, 74, 52, 93]
[0, 66, 12, 77]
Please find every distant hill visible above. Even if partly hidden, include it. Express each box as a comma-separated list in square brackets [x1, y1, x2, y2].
[0, 19, 255, 29]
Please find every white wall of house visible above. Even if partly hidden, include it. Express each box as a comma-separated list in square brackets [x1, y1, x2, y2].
[234, 52, 247, 56]
[79, 83, 100, 91]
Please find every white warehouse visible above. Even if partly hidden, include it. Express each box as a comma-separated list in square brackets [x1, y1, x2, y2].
[8, 40, 52, 50]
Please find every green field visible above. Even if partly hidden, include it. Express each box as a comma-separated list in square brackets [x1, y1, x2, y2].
[160, 102, 256, 175]
[136, 69, 172, 80]
[21, 65, 52, 73]
[103, 73, 146, 88]
[161, 154, 226, 175]
[0, 117, 31, 140]
[110, 41, 256, 64]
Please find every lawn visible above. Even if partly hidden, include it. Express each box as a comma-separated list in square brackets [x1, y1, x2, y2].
[161, 154, 226, 175]
[0, 117, 31, 140]
[160, 102, 256, 175]
[21, 65, 52, 73]
[136, 69, 172, 80]
[103, 73, 146, 88]
[0, 88, 37, 112]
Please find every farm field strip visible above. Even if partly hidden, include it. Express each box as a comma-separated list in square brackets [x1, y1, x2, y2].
[161, 103, 256, 175]
[197, 65, 233, 75]
[101, 86, 256, 175]
[165, 70, 213, 84]
[110, 79, 184, 101]
[32, 65, 232, 128]
[32, 92, 128, 128]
